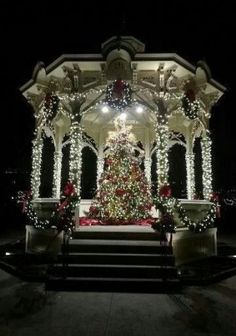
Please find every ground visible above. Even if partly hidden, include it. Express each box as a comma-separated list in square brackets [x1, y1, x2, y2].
[0, 231, 236, 336]
[0, 269, 236, 336]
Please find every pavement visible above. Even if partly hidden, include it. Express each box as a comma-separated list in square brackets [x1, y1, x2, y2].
[0, 268, 236, 336]
[0, 229, 236, 336]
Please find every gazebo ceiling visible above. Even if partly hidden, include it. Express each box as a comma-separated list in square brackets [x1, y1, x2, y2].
[81, 101, 157, 145]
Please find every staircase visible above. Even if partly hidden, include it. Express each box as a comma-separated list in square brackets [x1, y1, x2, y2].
[46, 228, 181, 293]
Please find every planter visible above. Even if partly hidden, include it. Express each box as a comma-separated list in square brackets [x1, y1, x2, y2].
[25, 225, 63, 254]
[172, 227, 217, 265]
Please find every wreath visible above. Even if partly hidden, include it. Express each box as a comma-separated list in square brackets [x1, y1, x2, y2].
[105, 80, 132, 110]
[181, 89, 200, 120]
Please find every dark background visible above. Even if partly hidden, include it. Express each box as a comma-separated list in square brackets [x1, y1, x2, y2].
[0, 0, 235, 233]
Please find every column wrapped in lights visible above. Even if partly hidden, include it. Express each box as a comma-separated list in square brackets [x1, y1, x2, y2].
[201, 133, 213, 199]
[156, 120, 169, 191]
[52, 150, 63, 198]
[69, 122, 83, 196]
[97, 157, 104, 188]
[144, 158, 152, 184]
[185, 152, 195, 199]
[31, 138, 43, 199]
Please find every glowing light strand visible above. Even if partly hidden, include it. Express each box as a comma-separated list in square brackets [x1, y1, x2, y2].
[185, 153, 195, 199]
[69, 122, 83, 197]
[52, 150, 63, 198]
[154, 196, 217, 233]
[156, 121, 169, 191]
[201, 134, 213, 200]
[31, 139, 43, 198]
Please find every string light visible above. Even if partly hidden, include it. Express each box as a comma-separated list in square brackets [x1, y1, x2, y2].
[201, 133, 213, 199]
[153, 196, 217, 233]
[181, 92, 201, 120]
[69, 122, 83, 198]
[155, 119, 169, 191]
[105, 80, 132, 110]
[52, 150, 63, 198]
[31, 139, 43, 198]
[186, 153, 195, 199]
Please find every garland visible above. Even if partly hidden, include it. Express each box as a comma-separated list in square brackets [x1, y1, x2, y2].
[152, 190, 218, 233]
[17, 181, 79, 234]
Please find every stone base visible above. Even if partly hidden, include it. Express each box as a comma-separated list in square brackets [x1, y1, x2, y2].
[173, 227, 217, 266]
[25, 225, 63, 254]
[31, 198, 59, 219]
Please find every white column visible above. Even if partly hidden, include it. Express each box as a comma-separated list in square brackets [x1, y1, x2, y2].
[201, 133, 213, 199]
[52, 149, 63, 198]
[69, 122, 83, 197]
[144, 129, 151, 184]
[97, 157, 104, 188]
[31, 138, 43, 199]
[97, 130, 104, 188]
[185, 152, 195, 199]
[185, 133, 195, 200]
[144, 158, 152, 184]
[156, 121, 169, 191]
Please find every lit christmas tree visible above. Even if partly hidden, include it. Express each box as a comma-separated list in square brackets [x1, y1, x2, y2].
[89, 115, 153, 224]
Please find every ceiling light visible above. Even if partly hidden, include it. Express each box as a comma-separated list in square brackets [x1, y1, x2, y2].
[136, 106, 143, 113]
[102, 106, 109, 113]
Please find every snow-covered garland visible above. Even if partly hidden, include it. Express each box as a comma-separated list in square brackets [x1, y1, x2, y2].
[17, 181, 79, 234]
[153, 195, 218, 233]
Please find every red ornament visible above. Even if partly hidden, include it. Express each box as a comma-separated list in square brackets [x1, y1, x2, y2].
[216, 206, 221, 218]
[113, 80, 126, 99]
[89, 206, 99, 215]
[58, 200, 68, 212]
[159, 185, 172, 198]
[105, 158, 113, 165]
[185, 88, 195, 102]
[63, 181, 75, 196]
[116, 188, 126, 196]
[210, 192, 220, 203]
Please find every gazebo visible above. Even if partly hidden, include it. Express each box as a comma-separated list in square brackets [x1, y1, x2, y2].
[20, 36, 225, 262]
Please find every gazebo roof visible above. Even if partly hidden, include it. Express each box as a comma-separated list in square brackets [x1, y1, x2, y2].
[20, 36, 226, 96]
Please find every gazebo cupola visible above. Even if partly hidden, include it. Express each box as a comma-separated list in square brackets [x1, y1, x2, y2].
[20, 36, 225, 202]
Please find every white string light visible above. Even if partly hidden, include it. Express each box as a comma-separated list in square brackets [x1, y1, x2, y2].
[31, 139, 43, 198]
[69, 122, 83, 197]
[201, 133, 213, 199]
[186, 153, 195, 199]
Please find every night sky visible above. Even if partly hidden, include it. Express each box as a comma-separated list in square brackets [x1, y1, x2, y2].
[0, 1, 235, 227]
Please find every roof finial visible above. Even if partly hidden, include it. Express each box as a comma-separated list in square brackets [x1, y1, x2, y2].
[116, 13, 127, 50]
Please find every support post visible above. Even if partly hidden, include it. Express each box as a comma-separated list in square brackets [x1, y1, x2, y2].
[52, 149, 63, 198]
[144, 129, 151, 184]
[201, 132, 213, 199]
[69, 122, 83, 197]
[31, 138, 43, 199]
[97, 157, 104, 188]
[185, 152, 195, 199]
[185, 135, 195, 200]
[156, 120, 169, 192]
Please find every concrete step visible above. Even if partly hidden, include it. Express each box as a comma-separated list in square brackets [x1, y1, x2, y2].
[49, 264, 178, 278]
[73, 230, 160, 241]
[68, 240, 172, 254]
[57, 252, 175, 266]
[46, 276, 181, 293]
